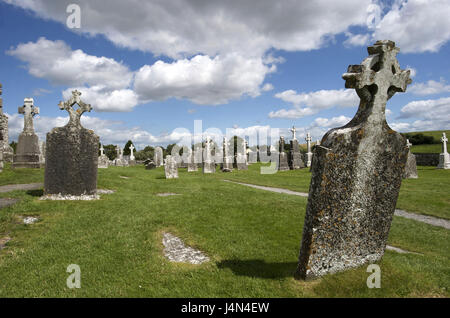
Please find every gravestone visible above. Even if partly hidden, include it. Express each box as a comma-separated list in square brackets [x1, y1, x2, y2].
[235, 138, 248, 170]
[305, 132, 313, 168]
[403, 139, 418, 178]
[222, 137, 234, 172]
[44, 90, 99, 195]
[289, 126, 305, 169]
[0, 84, 14, 162]
[0, 149, 3, 173]
[128, 144, 136, 166]
[12, 98, 42, 169]
[437, 133, 450, 169]
[187, 148, 198, 172]
[114, 146, 126, 166]
[164, 155, 178, 179]
[98, 144, 109, 168]
[278, 136, 289, 171]
[202, 137, 215, 173]
[154, 147, 163, 167]
[295, 40, 411, 280]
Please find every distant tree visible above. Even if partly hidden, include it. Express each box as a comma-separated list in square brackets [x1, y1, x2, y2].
[103, 144, 117, 160]
[123, 140, 133, 156]
[9, 141, 17, 153]
[402, 133, 435, 145]
[165, 143, 176, 157]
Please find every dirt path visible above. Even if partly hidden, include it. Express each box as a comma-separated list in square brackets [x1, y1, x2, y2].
[223, 179, 450, 230]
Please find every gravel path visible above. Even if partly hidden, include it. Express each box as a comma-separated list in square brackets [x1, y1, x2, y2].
[0, 183, 43, 193]
[223, 179, 449, 230]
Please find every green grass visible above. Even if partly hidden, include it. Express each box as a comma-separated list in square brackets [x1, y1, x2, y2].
[0, 164, 448, 297]
[411, 144, 442, 153]
[407, 130, 450, 141]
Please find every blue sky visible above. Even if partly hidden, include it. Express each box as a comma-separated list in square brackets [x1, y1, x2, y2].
[0, 0, 449, 149]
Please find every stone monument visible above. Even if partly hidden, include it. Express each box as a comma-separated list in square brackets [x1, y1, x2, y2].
[12, 98, 42, 169]
[403, 139, 418, 178]
[202, 137, 215, 173]
[289, 126, 305, 170]
[98, 144, 109, 168]
[44, 90, 99, 195]
[0, 84, 14, 162]
[164, 155, 178, 179]
[114, 146, 127, 166]
[305, 132, 313, 168]
[222, 137, 234, 172]
[39, 141, 46, 165]
[154, 146, 163, 167]
[236, 138, 248, 170]
[278, 136, 289, 171]
[295, 40, 411, 280]
[437, 132, 450, 169]
[128, 144, 136, 166]
[187, 147, 198, 172]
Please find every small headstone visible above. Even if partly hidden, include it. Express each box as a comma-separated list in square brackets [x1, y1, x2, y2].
[295, 40, 411, 280]
[187, 148, 198, 172]
[154, 147, 164, 167]
[305, 132, 313, 168]
[202, 137, 215, 173]
[98, 144, 109, 168]
[437, 132, 450, 169]
[0, 84, 14, 162]
[114, 146, 127, 166]
[222, 137, 234, 172]
[403, 139, 418, 178]
[164, 155, 178, 179]
[278, 136, 289, 171]
[145, 159, 156, 170]
[12, 98, 42, 169]
[44, 90, 99, 196]
[289, 126, 305, 169]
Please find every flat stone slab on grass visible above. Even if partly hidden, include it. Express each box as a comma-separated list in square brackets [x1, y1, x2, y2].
[162, 232, 209, 264]
[96, 189, 115, 194]
[223, 180, 308, 197]
[119, 176, 131, 179]
[0, 236, 11, 249]
[22, 216, 39, 224]
[0, 183, 43, 193]
[0, 198, 19, 209]
[156, 193, 180, 197]
[386, 245, 421, 255]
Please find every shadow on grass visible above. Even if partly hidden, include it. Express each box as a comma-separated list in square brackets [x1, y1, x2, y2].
[217, 259, 298, 279]
[26, 189, 44, 197]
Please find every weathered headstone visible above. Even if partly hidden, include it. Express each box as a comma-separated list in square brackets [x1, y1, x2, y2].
[187, 147, 198, 172]
[289, 126, 305, 169]
[154, 147, 163, 167]
[295, 40, 411, 280]
[164, 155, 178, 179]
[403, 139, 418, 178]
[235, 138, 248, 170]
[114, 146, 126, 166]
[278, 136, 289, 171]
[222, 137, 234, 172]
[44, 90, 99, 195]
[305, 132, 313, 168]
[437, 132, 450, 169]
[12, 98, 42, 169]
[202, 137, 215, 173]
[0, 84, 14, 162]
[98, 144, 109, 168]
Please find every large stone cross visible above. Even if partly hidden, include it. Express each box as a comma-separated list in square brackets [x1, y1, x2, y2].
[100, 144, 105, 156]
[442, 133, 448, 154]
[342, 40, 411, 119]
[58, 90, 92, 128]
[305, 132, 312, 152]
[129, 144, 135, 160]
[18, 98, 39, 134]
[290, 125, 297, 140]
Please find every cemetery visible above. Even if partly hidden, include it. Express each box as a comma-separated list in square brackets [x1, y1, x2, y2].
[0, 1, 448, 301]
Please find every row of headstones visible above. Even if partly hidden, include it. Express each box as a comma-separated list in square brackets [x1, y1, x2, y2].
[0, 41, 449, 282]
[98, 144, 137, 168]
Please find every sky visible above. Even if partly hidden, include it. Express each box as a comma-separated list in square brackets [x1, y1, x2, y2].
[0, 0, 449, 149]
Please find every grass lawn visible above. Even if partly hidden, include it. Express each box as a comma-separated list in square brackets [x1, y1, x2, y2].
[0, 163, 448, 297]
[411, 144, 442, 153]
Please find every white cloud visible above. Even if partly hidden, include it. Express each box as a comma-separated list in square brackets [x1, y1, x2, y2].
[406, 65, 417, 78]
[343, 33, 370, 47]
[262, 83, 274, 92]
[134, 53, 275, 105]
[269, 89, 358, 119]
[373, 0, 450, 53]
[4, 0, 374, 58]
[408, 78, 450, 95]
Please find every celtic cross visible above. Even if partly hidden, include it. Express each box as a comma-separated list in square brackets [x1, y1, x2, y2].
[58, 90, 92, 128]
[18, 98, 39, 134]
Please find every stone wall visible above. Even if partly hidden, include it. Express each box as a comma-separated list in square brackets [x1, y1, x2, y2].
[413, 153, 439, 166]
